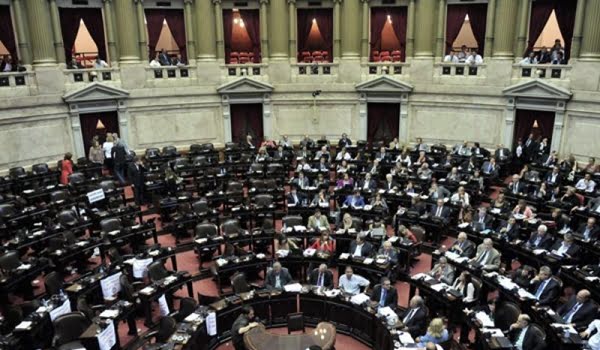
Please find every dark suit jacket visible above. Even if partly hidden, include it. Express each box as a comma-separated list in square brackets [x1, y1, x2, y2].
[357, 179, 377, 191]
[349, 241, 373, 257]
[111, 143, 127, 165]
[509, 326, 546, 350]
[545, 172, 562, 186]
[265, 268, 293, 289]
[370, 284, 398, 308]
[399, 307, 427, 338]
[472, 214, 494, 230]
[338, 138, 352, 147]
[377, 247, 398, 264]
[127, 162, 145, 187]
[308, 269, 333, 289]
[286, 192, 306, 206]
[577, 223, 600, 240]
[508, 181, 526, 194]
[529, 278, 560, 306]
[500, 222, 521, 241]
[527, 234, 554, 250]
[449, 239, 476, 258]
[382, 180, 399, 191]
[494, 148, 511, 161]
[429, 205, 451, 219]
[557, 297, 597, 330]
[550, 241, 580, 257]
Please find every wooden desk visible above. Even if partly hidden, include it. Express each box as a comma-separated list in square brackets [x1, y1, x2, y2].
[244, 322, 336, 350]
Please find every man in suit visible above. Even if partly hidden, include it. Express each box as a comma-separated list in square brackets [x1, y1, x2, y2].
[370, 277, 398, 308]
[499, 217, 521, 242]
[382, 174, 399, 191]
[279, 135, 292, 148]
[127, 156, 146, 205]
[454, 140, 471, 156]
[428, 182, 451, 200]
[349, 234, 373, 258]
[577, 217, 600, 241]
[545, 166, 562, 187]
[587, 196, 600, 213]
[472, 207, 494, 231]
[309, 264, 333, 289]
[449, 232, 476, 258]
[541, 150, 558, 167]
[494, 144, 511, 162]
[429, 199, 451, 220]
[529, 266, 560, 306]
[481, 157, 500, 178]
[375, 147, 389, 163]
[307, 209, 329, 231]
[399, 296, 428, 338]
[299, 135, 314, 149]
[526, 225, 554, 250]
[428, 257, 455, 284]
[550, 233, 580, 259]
[414, 138, 429, 152]
[508, 174, 526, 195]
[357, 173, 376, 192]
[470, 238, 501, 271]
[286, 187, 306, 206]
[378, 241, 398, 265]
[509, 314, 546, 350]
[292, 172, 310, 190]
[523, 134, 538, 161]
[557, 289, 596, 330]
[158, 49, 171, 66]
[273, 146, 288, 161]
[343, 190, 365, 208]
[338, 133, 352, 148]
[265, 262, 293, 290]
[111, 140, 128, 185]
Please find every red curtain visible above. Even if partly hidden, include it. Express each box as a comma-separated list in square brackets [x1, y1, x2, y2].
[513, 110, 555, 148]
[0, 6, 17, 59]
[223, 10, 233, 63]
[79, 112, 119, 154]
[163, 10, 187, 62]
[145, 9, 166, 60]
[297, 9, 333, 62]
[315, 9, 333, 61]
[390, 7, 407, 61]
[369, 8, 389, 55]
[230, 104, 264, 146]
[467, 4, 488, 55]
[59, 8, 107, 63]
[526, 1, 554, 55]
[445, 5, 469, 53]
[367, 103, 400, 145]
[239, 10, 260, 63]
[554, 0, 576, 60]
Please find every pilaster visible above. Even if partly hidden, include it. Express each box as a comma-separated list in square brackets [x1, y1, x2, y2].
[341, 0, 360, 59]
[360, 0, 369, 61]
[483, 0, 495, 58]
[115, 0, 140, 63]
[213, 0, 225, 61]
[268, 0, 288, 60]
[580, 0, 600, 60]
[333, 0, 342, 61]
[492, 0, 519, 59]
[260, 0, 270, 61]
[184, 0, 196, 63]
[11, 0, 32, 65]
[24, 0, 56, 66]
[102, 0, 118, 64]
[413, 0, 436, 57]
[405, 0, 415, 59]
[48, 0, 65, 65]
[434, 0, 446, 59]
[515, 0, 530, 58]
[288, 0, 296, 62]
[570, 0, 586, 59]
[196, 0, 217, 60]
[134, 0, 147, 61]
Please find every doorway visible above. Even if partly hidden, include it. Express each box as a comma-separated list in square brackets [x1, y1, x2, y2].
[512, 109, 555, 148]
[79, 111, 119, 155]
[230, 104, 264, 146]
[367, 103, 400, 146]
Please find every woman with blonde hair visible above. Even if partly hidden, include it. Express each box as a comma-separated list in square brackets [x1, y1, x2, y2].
[339, 213, 354, 231]
[102, 134, 115, 172]
[88, 139, 105, 165]
[416, 318, 449, 346]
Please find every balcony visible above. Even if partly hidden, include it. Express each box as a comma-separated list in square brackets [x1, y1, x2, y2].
[64, 68, 120, 87]
[361, 62, 408, 80]
[291, 62, 338, 82]
[512, 64, 571, 81]
[435, 63, 486, 77]
[0, 71, 35, 97]
[144, 66, 196, 87]
[224, 63, 266, 78]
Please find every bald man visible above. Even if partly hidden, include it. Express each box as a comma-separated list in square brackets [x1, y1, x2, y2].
[557, 289, 597, 330]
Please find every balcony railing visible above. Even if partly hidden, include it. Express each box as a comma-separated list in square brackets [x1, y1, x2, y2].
[148, 66, 192, 79]
[294, 62, 337, 76]
[64, 68, 119, 84]
[436, 63, 486, 77]
[0, 71, 31, 88]
[224, 63, 265, 77]
[365, 62, 407, 75]
[513, 64, 571, 80]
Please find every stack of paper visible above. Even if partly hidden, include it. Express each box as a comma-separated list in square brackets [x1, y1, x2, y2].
[350, 293, 370, 305]
[475, 312, 495, 327]
[99, 309, 120, 319]
[283, 283, 303, 293]
[303, 248, 316, 257]
[216, 258, 229, 267]
[293, 225, 307, 232]
[139, 286, 155, 295]
[481, 328, 504, 337]
[339, 253, 350, 260]
[430, 283, 448, 292]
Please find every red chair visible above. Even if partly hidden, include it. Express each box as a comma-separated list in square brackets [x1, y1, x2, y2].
[381, 55, 392, 62]
[301, 51, 311, 58]
[303, 56, 313, 63]
[391, 50, 401, 56]
[230, 58, 239, 64]
[230, 52, 239, 59]
[239, 56, 249, 64]
[312, 51, 322, 57]
[313, 55, 324, 62]
[392, 55, 401, 62]
[322, 51, 329, 61]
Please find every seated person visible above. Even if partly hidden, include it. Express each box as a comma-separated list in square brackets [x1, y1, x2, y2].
[336, 159, 351, 173]
[338, 266, 370, 295]
[265, 262, 293, 289]
[370, 277, 398, 308]
[343, 190, 365, 208]
[399, 296, 428, 338]
[428, 182, 451, 200]
[580, 320, 600, 350]
[395, 149, 412, 167]
[560, 186, 581, 209]
[557, 289, 596, 330]
[508, 174, 527, 195]
[545, 166, 562, 187]
[529, 266, 560, 306]
[417, 163, 433, 180]
[316, 157, 330, 172]
[469, 170, 485, 194]
[311, 189, 330, 207]
[336, 147, 352, 161]
[378, 241, 399, 265]
[274, 234, 299, 252]
[550, 233, 580, 259]
[508, 314, 546, 350]
[349, 233, 373, 258]
[370, 192, 388, 213]
[382, 173, 399, 191]
[231, 306, 260, 350]
[513, 199, 534, 219]
[454, 140, 471, 156]
[296, 159, 312, 172]
[499, 216, 521, 242]
[368, 159, 381, 175]
[430, 198, 451, 220]
[338, 133, 352, 147]
[404, 181, 418, 195]
[446, 167, 463, 183]
[469, 238, 501, 271]
[429, 256, 455, 284]
[375, 146, 389, 163]
[410, 197, 428, 216]
[529, 182, 549, 200]
[336, 172, 354, 189]
[314, 173, 330, 188]
[398, 225, 417, 243]
[307, 209, 330, 231]
[308, 264, 333, 289]
[296, 145, 312, 160]
[291, 171, 310, 190]
[286, 186, 306, 206]
[490, 192, 509, 212]
[338, 213, 356, 231]
[310, 231, 335, 254]
[461, 156, 478, 173]
[357, 173, 376, 191]
[511, 265, 537, 289]
[526, 225, 553, 250]
[481, 157, 499, 177]
[448, 232, 476, 258]
[414, 151, 429, 166]
[472, 207, 493, 231]
[416, 318, 450, 347]
[578, 217, 600, 241]
[451, 271, 477, 303]
[450, 186, 470, 208]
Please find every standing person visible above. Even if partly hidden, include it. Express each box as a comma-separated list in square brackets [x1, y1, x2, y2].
[111, 140, 127, 184]
[60, 153, 74, 185]
[231, 306, 259, 350]
[127, 156, 146, 205]
[102, 134, 115, 173]
[88, 139, 105, 165]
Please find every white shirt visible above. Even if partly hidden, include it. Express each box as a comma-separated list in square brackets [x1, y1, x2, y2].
[444, 55, 459, 63]
[102, 141, 114, 158]
[2, 63, 12, 72]
[585, 319, 600, 350]
[515, 326, 528, 350]
[338, 274, 370, 295]
[466, 54, 483, 65]
[336, 152, 351, 161]
[452, 280, 475, 303]
[576, 179, 596, 192]
[94, 60, 109, 68]
[451, 193, 470, 207]
[353, 243, 364, 257]
[149, 59, 161, 67]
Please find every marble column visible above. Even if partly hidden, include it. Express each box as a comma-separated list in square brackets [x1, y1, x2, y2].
[288, 0, 296, 62]
[184, 0, 196, 62]
[24, 0, 56, 65]
[260, 0, 270, 61]
[268, 0, 288, 59]
[405, 0, 415, 58]
[333, 0, 342, 61]
[579, 0, 600, 60]
[213, 0, 225, 61]
[11, 0, 32, 65]
[115, 0, 140, 63]
[360, 0, 369, 61]
[515, 0, 530, 58]
[413, 0, 436, 57]
[48, 0, 65, 65]
[570, 0, 586, 59]
[483, 0, 495, 58]
[196, 0, 216, 60]
[434, 0, 446, 59]
[492, 0, 519, 58]
[341, 0, 360, 59]
[103, 0, 118, 64]
[134, 0, 147, 61]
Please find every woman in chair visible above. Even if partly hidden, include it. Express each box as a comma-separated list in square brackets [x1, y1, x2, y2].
[416, 318, 449, 346]
[310, 231, 335, 255]
[451, 271, 476, 304]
